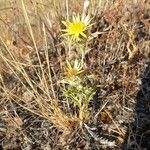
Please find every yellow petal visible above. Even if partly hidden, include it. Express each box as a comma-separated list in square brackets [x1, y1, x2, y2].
[62, 21, 70, 27]
[80, 32, 87, 38]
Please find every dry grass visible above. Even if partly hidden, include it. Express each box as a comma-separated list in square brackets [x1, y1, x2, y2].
[0, 0, 150, 149]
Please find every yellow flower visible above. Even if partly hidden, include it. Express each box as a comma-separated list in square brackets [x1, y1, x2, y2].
[62, 14, 91, 41]
[64, 60, 84, 78]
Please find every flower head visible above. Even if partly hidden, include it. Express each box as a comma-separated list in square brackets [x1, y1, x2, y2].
[62, 14, 91, 41]
[60, 60, 84, 87]
[64, 59, 84, 78]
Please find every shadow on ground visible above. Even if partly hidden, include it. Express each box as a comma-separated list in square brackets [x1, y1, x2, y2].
[122, 63, 150, 149]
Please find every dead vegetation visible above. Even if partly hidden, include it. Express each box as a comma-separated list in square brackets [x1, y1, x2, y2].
[0, 0, 150, 149]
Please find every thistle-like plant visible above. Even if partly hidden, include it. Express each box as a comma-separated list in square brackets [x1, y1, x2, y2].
[61, 60, 96, 124]
[61, 14, 96, 127]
